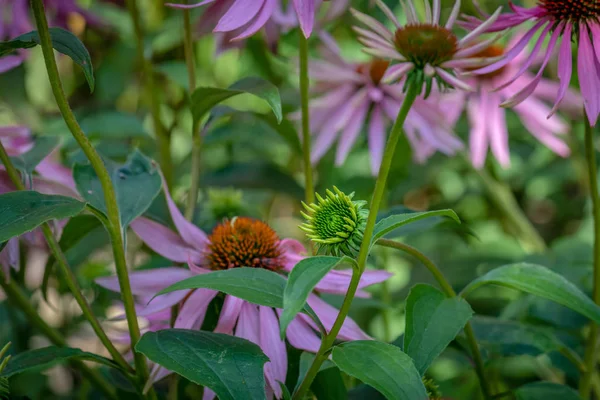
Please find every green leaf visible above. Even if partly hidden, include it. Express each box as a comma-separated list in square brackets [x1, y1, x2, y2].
[254, 114, 302, 154]
[9, 137, 60, 174]
[202, 162, 304, 200]
[331, 341, 428, 400]
[371, 210, 460, 245]
[0, 191, 85, 243]
[0, 28, 94, 91]
[0, 346, 119, 377]
[404, 284, 473, 374]
[191, 77, 282, 123]
[461, 263, 600, 325]
[74, 150, 161, 229]
[294, 352, 336, 394]
[79, 111, 149, 140]
[136, 329, 268, 400]
[514, 382, 581, 400]
[281, 256, 351, 338]
[157, 267, 287, 308]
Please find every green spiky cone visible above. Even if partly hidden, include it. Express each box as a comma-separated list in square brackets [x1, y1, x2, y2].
[423, 377, 441, 400]
[299, 187, 368, 257]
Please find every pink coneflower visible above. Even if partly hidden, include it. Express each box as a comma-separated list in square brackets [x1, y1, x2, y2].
[445, 40, 581, 168]
[351, 0, 502, 95]
[167, 0, 345, 39]
[96, 185, 391, 399]
[464, 1, 600, 126]
[307, 35, 463, 173]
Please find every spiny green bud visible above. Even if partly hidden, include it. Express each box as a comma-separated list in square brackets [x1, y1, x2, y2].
[299, 187, 368, 256]
[423, 377, 442, 400]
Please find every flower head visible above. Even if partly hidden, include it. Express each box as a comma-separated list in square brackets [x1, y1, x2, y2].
[441, 38, 581, 168]
[300, 187, 368, 256]
[463, 0, 597, 125]
[96, 179, 392, 399]
[351, 0, 503, 96]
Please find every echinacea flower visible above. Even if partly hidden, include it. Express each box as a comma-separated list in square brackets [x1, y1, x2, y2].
[463, 1, 600, 126]
[442, 39, 581, 168]
[351, 0, 502, 95]
[96, 182, 391, 399]
[167, 0, 345, 39]
[307, 34, 462, 173]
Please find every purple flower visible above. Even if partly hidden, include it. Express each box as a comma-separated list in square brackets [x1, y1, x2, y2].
[464, 1, 600, 126]
[306, 34, 462, 174]
[96, 183, 391, 399]
[351, 0, 503, 94]
[167, 0, 344, 39]
[443, 38, 581, 169]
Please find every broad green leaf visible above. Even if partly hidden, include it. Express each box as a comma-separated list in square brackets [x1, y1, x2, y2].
[371, 210, 460, 245]
[461, 263, 600, 325]
[136, 329, 268, 400]
[470, 316, 563, 356]
[157, 267, 287, 308]
[514, 382, 581, 400]
[331, 341, 428, 400]
[9, 136, 60, 174]
[294, 352, 336, 394]
[0, 191, 85, 243]
[74, 150, 161, 229]
[203, 162, 304, 200]
[312, 366, 348, 400]
[281, 256, 352, 338]
[404, 284, 473, 374]
[191, 77, 282, 123]
[79, 111, 148, 140]
[0, 346, 119, 377]
[0, 28, 94, 91]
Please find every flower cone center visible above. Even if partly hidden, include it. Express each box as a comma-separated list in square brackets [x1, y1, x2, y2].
[468, 44, 506, 80]
[394, 24, 458, 68]
[206, 217, 284, 271]
[541, 0, 600, 21]
[357, 59, 390, 85]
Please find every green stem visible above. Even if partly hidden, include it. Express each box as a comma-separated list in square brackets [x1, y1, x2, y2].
[125, 0, 172, 188]
[376, 239, 492, 400]
[30, 0, 150, 389]
[0, 274, 118, 400]
[299, 34, 314, 206]
[0, 123, 133, 376]
[182, 1, 202, 220]
[293, 84, 419, 400]
[580, 115, 599, 397]
[471, 163, 546, 253]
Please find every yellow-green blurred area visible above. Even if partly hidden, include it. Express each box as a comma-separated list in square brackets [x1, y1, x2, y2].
[0, 0, 594, 399]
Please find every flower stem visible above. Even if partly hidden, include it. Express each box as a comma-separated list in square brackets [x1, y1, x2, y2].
[181, 1, 202, 220]
[0, 274, 118, 400]
[470, 163, 546, 253]
[580, 115, 599, 397]
[125, 0, 172, 188]
[293, 84, 419, 400]
[376, 239, 491, 400]
[299, 34, 314, 206]
[0, 104, 133, 376]
[30, 0, 151, 390]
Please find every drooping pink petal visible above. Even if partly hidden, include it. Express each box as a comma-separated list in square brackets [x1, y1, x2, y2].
[487, 93, 510, 168]
[468, 91, 488, 169]
[578, 23, 600, 126]
[214, 295, 244, 334]
[305, 293, 371, 341]
[280, 238, 306, 271]
[96, 267, 194, 296]
[281, 312, 322, 353]
[259, 306, 287, 398]
[174, 288, 218, 329]
[316, 269, 392, 297]
[368, 105, 386, 175]
[335, 95, 370, 165]
[229, 0, 276, 41]
[136, 291, 190, 317]
[293, 0, 315, 37]
[130, 217, 203, 264]
[214, 0, 264, 32]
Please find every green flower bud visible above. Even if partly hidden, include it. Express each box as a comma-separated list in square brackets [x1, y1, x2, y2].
[423, 377, 442, 400]
[299, 187, 368, 256]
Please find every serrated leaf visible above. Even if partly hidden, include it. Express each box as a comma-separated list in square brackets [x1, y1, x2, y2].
[461, 263, 600, 325]
[371, 210, 460, 246]
[0, 191, 85, 243]
[191, 77, 282, 123]
[74, 150, 161, 229]
[0, 28, 94, 91]
[136, 329, 268, 400]
[404, 284, 473, 374]
[9, 136, 60, 174]
[0, 346, 119, 377]
[331, 341, 428, 400]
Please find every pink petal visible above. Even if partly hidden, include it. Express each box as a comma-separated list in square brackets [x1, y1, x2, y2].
[305, 294, 371, 341]
[174, 288, 218, 329]
[280, 238, 306, 271]
[578, 23, 600, 126]
[293, 0, 315, 38]
[214, 0, 264, 32]
[96, 267, 194, 296]
[165, 0, 216, 9]
[229, 0, 276, 41]
[334, 95, 370, 166]
[130, 217, 203, 263]
[259, 306, 287, 397]
[203, 388, 217, 400]
[137, 291, 190, 317]
[487, 94, 510, 168]
[235, 302, 261, 343]
[282, 313, 322, 353]
[468, 91, 488, 169]
[368, 105, 386, 175]
[316, 269, 392, 297]
[214, 295, 244, 334]
[549, 24, 574, 116]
